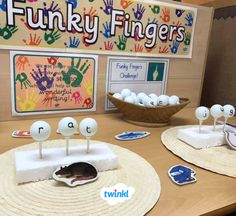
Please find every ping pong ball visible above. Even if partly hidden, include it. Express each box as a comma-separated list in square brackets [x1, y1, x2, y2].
[149, 93, 157, 99]
[124, 96, 135, 104]
[158, 95, 169, 106]
[133, 96, 139, 104]
[210, 104, 224, 118]
[137, 92, 147, 103]
[113, 93, 123, 100]
[195, 106, 209, 120]
[30, 121, 51, 142]
[58, 117, 78, 137]
[121, 89, 131, 98]
[149, 94, 158, 103]
[223, 104, 235, 118]
[144, 97, 157, 107]
[79, 118, 97, 137]
[131, 92, 136, 98]
[169, 95, 179, 104]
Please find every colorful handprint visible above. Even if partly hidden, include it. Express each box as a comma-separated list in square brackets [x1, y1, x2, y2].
[120, 0, 133, 9]
[31, 65, 57, 91]
[133, 44, 143, 52]
[23, 33, 42, 46]
[61, 58, 91, 87]
[159, 46, 169, 54]
[100, 21, 112, 39]
[132, 4, 145, 20]
[115, 35, 127, 51]
[16, 72, 32, 89]
[44, 30, 61, 45]
[47, 57, 59, 66]
[176, 9, 185, 17]
[170, 40, 180, 54]
[66, 0, 78, 9]
[103, 41, 114, 50]
[83, 77, 93, 96]
[184, 32, 191, 46]
[72, 91, 83, 104]
[83, 7, 98, 20]
[149, 5, 160, 14]
[185, 13, 193, 27]
[43, 1, 60, 16]
[42, 91, 56, 107]
[160, 8, 170, 23]
[16, 56, 30, 70]
[17, 90, 40, 111]
[0, 0, 6, 12]
[83, 97, 93, 108]
[0, 26, 18, 40]
[64, 36, 80, 48]
[100, 0, 113, 15]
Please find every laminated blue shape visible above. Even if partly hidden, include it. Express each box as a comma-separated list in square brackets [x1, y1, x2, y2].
[115, 131, 150, 141]
[168, 165, 197, 185]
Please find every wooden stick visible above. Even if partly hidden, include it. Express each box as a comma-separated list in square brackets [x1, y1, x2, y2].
[213, 118, 217, 131]
[86, 137, 90, 153]
[223, 118, 228, 131]
[199, 120, 203, 133]
[66, 137, 69, 156]
[39, 141, 43, 159]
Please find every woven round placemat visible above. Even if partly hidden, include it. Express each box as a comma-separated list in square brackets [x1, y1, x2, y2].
[0, 139, 161, 216]
[161, 126, 236, 177]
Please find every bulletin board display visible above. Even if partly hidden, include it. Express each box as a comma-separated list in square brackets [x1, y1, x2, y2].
[106, 57, 169, 110]
[0, 0, 197, 58]
[10, 51, 98, 116]
[0, 2, 214, 121]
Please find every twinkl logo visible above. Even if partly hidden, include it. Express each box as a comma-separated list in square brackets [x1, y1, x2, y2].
[100, 183, 135, 205]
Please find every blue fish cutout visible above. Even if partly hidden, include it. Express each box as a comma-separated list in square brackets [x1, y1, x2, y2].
[115, 131, 150, 141]
[168, 165, 197, 185]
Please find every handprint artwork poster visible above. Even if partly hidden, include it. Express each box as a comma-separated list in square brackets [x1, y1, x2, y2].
[11, 51, 97, 115]
[0, 0, 197, 58]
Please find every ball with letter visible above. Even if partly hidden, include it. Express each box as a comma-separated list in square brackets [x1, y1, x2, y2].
[30, 121, 51, 142]
[210, 104, 224, 118]
[79, 118, 97, 137]
[58, 117, 78, 137]
[223, 104, 235, 118]
[195, 106, 209, 121]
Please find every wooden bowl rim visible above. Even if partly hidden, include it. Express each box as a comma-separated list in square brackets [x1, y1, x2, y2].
[107, 92, 190, 110]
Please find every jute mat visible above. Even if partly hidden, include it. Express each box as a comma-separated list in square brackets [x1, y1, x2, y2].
[161, 126, 236, 177]
[0, 139, 161, 216]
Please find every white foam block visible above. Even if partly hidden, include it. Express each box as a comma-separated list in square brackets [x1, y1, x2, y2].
[15, 143, 118, 184]
[177, 125, 227, 149]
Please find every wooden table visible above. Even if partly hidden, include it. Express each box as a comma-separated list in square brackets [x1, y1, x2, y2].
[1, 108, 236, 215]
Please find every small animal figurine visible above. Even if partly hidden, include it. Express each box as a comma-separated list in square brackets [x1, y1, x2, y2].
[54, 162, 98, 186]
